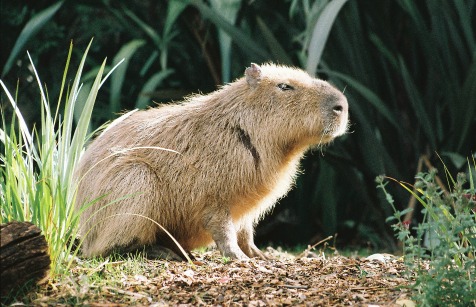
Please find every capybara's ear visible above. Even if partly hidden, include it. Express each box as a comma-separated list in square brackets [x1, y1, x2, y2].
[245, 63, 262, 87]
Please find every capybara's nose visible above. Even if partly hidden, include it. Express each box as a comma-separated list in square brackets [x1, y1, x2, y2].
[329, 94, 349, 115]
[333, 104, 344, 114]
[332, 97, 349, 115]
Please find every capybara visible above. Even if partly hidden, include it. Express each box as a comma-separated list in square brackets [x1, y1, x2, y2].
[74, 63, 349, 260]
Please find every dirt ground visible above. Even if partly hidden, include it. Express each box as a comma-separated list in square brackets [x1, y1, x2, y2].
[12, 248, 414, 306]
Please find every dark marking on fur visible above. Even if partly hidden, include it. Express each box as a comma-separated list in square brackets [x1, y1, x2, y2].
[234, 126, 260, 169]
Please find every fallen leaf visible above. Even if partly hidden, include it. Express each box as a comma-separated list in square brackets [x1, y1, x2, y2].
[396, 299, 416, 307]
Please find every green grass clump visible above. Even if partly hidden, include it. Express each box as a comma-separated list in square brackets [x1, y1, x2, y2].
[377, 159, 476, 306]
[0, 40, 115, 275]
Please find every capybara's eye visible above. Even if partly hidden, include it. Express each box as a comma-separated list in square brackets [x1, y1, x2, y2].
[277, 83, 294, 91]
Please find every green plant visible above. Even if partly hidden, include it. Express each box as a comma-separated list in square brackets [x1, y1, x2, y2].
[376, 159, 476, 306]
[220, 256, 232, 264]
[102, 0, 182, 113]
[2, 0, 475, 251]
[0, 40, 115, 275]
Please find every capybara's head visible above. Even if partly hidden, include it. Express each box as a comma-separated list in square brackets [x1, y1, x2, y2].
[243, 63, 348, 146]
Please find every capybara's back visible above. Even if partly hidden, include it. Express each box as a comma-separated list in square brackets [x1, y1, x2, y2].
[74, 63, 348, 260]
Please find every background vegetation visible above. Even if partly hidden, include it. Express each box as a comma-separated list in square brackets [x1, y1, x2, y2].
[1, 0, 475, 252]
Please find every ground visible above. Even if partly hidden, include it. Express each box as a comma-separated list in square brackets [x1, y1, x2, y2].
[9, 248, 414, 306]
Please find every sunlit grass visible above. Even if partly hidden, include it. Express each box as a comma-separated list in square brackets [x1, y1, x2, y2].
[0, 39, 116, 275]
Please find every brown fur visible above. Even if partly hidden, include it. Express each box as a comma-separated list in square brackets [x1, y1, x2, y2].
[74, 63, 348, 260]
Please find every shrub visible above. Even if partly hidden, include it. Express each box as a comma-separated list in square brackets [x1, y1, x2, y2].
[377, 159, 476, 306]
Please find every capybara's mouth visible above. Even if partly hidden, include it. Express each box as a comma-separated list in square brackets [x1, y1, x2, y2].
[334, 115, 349, 137]
[322, 113, 349, 139]
[316, 123, 348, 147]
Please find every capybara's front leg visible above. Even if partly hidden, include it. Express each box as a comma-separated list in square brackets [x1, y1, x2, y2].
[203, 210, 248, 260]
[238, 221, 268, 260]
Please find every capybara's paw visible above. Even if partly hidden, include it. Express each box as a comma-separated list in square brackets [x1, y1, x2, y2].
[222, 247, 249, 261]
[249, 245, 269, 260]
[241, 243, 269, 260]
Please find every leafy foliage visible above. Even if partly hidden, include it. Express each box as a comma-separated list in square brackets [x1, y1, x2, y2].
[377, 160, 476, 306]
[1, 0, 475, 250]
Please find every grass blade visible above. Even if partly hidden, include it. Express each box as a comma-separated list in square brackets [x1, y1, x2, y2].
[456, 53, 476, 151]
[2, 1, 63, 77]
[189, 0, 270, 61]
[109, 39, 146, 114]
[135, 69, 174, 109]
[256, 17, 293, 66]
[397, 56, 435, 149]
[0, 80, 37, 162]
[305, 0, 348, 76]
[164, 0, 189, 36]
[71, 61, 106, 163]
[454, 1, 475, 51]
[122, 7, 161, 46]
[210, 0, 241, 83]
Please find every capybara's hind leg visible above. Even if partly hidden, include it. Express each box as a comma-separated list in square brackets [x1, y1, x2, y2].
[83, 162, 161, 257]
[142, 245, 189, 261]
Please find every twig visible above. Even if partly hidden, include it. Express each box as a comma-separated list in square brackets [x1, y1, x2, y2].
[297, 235, 333, 259]
[350, 286, 388, 291]
[403, 156, 424, 224]
[104, 286, 152, 303]
[403, 154, 450, 225]
[282, 284, 309, 289]
[422, 155, 449, 196]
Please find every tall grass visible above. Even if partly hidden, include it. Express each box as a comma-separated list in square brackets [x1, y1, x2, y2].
[0, 40, 115, 275]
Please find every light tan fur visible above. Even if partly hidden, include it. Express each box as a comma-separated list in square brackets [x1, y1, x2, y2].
[74, 63, 348, 260]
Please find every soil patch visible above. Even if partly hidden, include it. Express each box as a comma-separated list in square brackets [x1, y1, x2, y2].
[11, 248, 412, 306]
